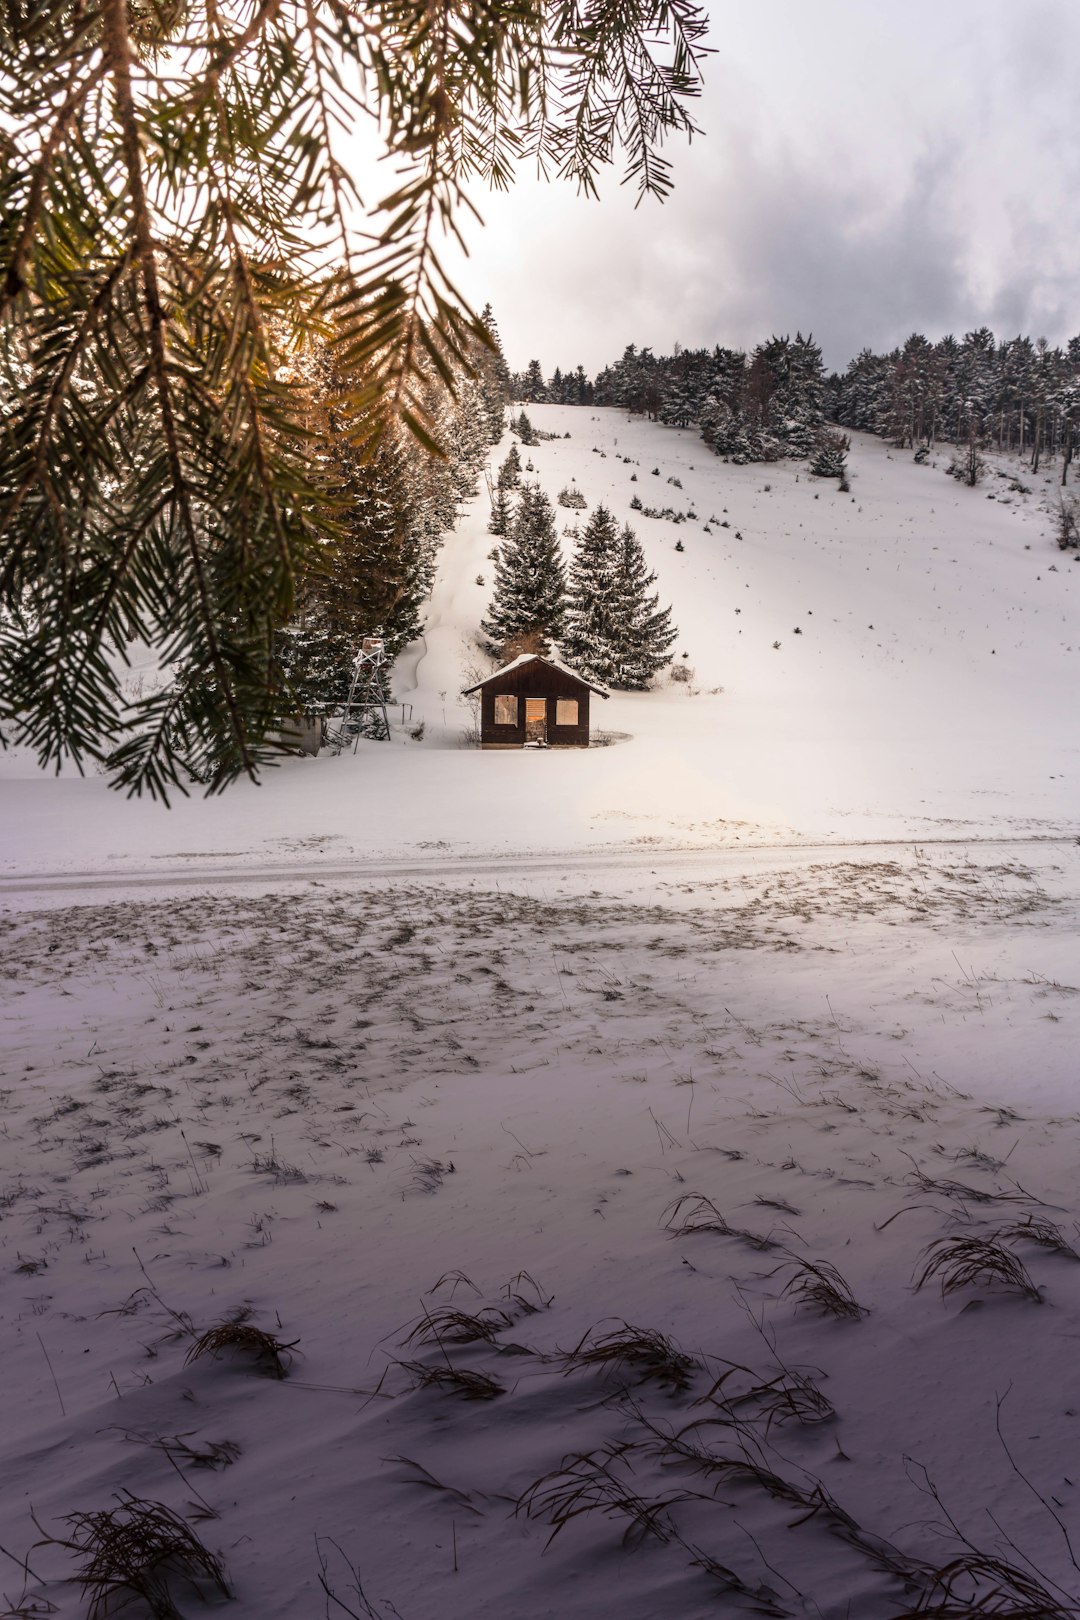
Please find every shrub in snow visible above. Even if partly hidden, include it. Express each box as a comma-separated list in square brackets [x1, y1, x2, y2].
[558, 484, 588, 510]
[1056, 496, 1079, 549]
[946, 442, 988, 486]
[809, 429, 850, 480]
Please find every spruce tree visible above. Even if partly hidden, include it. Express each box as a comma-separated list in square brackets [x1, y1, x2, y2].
[477, 305, 513, 442]
[562, 505, 623, 683]
[809, 429, 850, 480]
[480, 485, 566, 658]
[277, 438, 427, 714]
[488, 484, 513, 537]
[610, 524, 677, 688]
[497, 443, 522, 489]
[523, 360, 547, 402]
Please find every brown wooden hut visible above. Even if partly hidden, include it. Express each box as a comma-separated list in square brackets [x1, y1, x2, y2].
[462, 654, 608, 749]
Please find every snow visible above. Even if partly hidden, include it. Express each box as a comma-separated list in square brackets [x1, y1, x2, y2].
[461, 650, 609, 697]
[1, 407, 1079, 1619]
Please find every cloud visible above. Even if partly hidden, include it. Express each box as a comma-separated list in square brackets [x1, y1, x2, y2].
[447, 0, 1080, 375]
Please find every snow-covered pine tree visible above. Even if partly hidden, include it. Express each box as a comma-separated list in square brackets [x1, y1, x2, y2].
[561, 504, 623, 683]
[609, 524, 677, 688]
[515, 410, 539, 445]
[488, 482, 513, 536]
[476, 304, 512, 442]
[442, 375, 490, 501]
[480, 484, 566, 657]
[496, 442, 522, 489]
[809, 429, 850, 480]
[522, 359, 547, 402]
[278, 437, 428, 714]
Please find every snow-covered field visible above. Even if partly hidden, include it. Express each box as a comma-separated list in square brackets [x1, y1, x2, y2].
[2, 409, 1079, 1619]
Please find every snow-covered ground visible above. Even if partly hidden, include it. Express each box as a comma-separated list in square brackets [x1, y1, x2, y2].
[2, 407, 1077, 877]
[2, 409, 1079, 1619]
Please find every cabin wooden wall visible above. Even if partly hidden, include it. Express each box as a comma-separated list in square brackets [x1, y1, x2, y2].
[478, 663, 592, 747]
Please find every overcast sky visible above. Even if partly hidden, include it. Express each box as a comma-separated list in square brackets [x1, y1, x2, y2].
[434, 0, 1080, 375]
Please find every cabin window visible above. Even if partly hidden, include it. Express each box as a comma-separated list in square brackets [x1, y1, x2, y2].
[494, 694, 518, 726]
[555, 699, 579, 726]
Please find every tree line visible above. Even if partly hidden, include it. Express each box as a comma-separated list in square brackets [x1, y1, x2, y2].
[514, 324, 1080, 482]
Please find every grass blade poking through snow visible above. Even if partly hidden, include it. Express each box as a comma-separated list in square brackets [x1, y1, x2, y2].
[33, 1493, 230, 1620]
[185, 1322, 299, 1378]
[913, 1237, 1042, 1304]
[775, 1258, 867, 1320]
[516, 1444, 689, 1550]
[894, 1553, 1076, 1617]
[397, 1359, 505, 1400]
[560, 1322, 699, 1393]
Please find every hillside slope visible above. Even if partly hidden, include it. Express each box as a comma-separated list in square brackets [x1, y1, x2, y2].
[2, 407, 1077, 877]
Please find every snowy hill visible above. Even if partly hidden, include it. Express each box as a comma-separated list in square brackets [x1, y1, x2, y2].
[3, 405, 1077, 880]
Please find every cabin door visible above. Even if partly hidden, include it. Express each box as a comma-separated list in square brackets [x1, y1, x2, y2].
[524, 697, 547, 744]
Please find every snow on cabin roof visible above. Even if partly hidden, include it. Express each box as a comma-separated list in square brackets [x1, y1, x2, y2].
[461, 653, 609, 698]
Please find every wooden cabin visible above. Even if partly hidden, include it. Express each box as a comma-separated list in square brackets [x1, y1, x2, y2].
[463, 654, 608, 749]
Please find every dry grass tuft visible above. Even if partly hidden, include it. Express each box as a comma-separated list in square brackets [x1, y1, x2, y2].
[994, 1215, 1080, 1262]
[914, 1237, 1042, 1304]
[660, 1194, 782, 1251]
[401, 1305, 514, 1349]
[561, 1322, 699, 1392]
[776, 1258, 867, 1320]
[660, 1192, 733, 1236]
[185, 1321, 298, 1377]
[895, 1552, 1075, 1617]
[34, 1493, 229, 1620]
[397, 1360, 505, 1400]
[697, 1364, 835, 1430]
[516, 1444, 686, 1549]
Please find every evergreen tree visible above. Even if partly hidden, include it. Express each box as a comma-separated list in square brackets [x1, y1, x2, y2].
[476, 305, 513, 442]
[522, 360, 547, 402]
[480, 485, 566, 657]
[497, 443, 522, 489]
[277, 437, 428, 714]
[809, 429, 850, 479]
[562, 505, 624, 683]
[488, 483, 513, 536]
[610, 524, 677, 688]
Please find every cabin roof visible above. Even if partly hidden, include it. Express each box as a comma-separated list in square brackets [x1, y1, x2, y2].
[461, 653, 609, 698]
